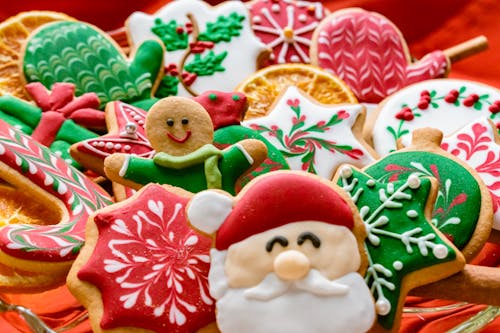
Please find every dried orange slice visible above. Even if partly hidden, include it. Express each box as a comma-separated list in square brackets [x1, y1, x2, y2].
[0, 185, 61, 227]
[0, 11, 73, 100]
[237, 64, 358, 119]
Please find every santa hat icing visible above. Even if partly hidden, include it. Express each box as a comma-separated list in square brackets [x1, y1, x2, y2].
[187, 172, 354, 250]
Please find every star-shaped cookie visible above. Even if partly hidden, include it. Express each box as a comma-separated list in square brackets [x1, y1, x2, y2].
[243, 86, 376, 179]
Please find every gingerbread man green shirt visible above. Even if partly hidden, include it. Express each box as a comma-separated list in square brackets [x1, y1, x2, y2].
[119, 143, 253, 195]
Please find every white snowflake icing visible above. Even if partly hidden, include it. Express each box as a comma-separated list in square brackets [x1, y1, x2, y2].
[103, 199, 212, 325]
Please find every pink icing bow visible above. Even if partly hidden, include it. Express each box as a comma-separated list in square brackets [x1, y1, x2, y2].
[26, 82, 105, 146]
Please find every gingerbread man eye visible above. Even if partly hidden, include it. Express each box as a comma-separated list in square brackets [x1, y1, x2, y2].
[297, 232, 321, 248]
[166, 119, 174, 126]
[266, 236, 288, 252]
[181, 117, 189, 125]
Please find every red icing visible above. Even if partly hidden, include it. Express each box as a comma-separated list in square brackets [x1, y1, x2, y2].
[74, 102, 154, 173]
[78, 184, 214, 332]
[194, 91, 247, 130]
[248, 0, 326, 64]
[167, 130, 191, 143]
[0, 120, 112, 261]
[215, 172, 354, 250]
[25, 82, 104, 145]
[314, 9, 449, 103]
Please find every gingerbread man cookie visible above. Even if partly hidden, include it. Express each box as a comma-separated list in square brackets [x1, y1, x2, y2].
[366, 79, 500, 156]
[23, 20, 164, 110]
[247, 0, 327, 65]
[126, 0, 269, 98]
[0, 119, 112, 291]
[187, 171, 375, 333]
[104, 96, 267, 195]
[243, 86, 376, 179]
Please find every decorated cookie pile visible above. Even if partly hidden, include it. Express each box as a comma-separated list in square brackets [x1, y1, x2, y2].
[0, 1, 498, 333]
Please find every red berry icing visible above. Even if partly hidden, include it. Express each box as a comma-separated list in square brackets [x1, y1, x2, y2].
[395, 107, 414, 121]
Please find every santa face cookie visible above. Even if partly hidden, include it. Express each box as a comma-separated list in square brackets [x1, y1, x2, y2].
[311, 8, 449, 103]
[126, 0, 269, 98]
[367, 79, 500, 156]
[243, 86, 376, 179]
[68, 184, 215, 333]
[23, 20, 164, 109]
[104, 96, 268, 195]
[247, 0, 327, 65]
[0, 120, 112, 291]
[335, 165, 465, 332]
[187, 171, 376, 333]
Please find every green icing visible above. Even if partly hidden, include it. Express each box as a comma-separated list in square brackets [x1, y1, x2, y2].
[56, 119, 98, 144]
[364, 151, 481, 250]
[214, 125, 289, 191]
[23, 21, 163, 108]
[198, 12, 245, 43]
[0, 95, 41, 127]
[154, 75, 180, 98]
[337, 167, 458, 330]
[153, 144, 223, 189]
[151, 18, 189, 51]
[124, 144, 251, 195]
[184, 51, 228, 76]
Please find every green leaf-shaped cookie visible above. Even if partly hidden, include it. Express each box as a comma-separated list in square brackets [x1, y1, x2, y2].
[23, 21, 163, 109]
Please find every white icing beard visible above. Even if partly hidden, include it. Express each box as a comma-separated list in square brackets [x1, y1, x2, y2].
[209, 249, 376, 333]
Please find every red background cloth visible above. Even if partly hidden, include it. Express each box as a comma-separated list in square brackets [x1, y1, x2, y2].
[0, 1, 499, 332]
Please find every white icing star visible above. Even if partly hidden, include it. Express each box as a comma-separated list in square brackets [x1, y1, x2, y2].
[243, 86, 375, 179]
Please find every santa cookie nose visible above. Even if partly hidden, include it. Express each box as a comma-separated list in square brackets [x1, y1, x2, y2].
[273, 250, 310, 281]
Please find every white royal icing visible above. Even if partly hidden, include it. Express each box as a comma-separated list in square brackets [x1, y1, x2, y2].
[127, 0, 268, 96]
[371, 79, 500, 156]
[243, 86, 375, 179]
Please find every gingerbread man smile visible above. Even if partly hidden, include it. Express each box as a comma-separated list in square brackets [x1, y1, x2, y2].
[166, 117, 192, 143]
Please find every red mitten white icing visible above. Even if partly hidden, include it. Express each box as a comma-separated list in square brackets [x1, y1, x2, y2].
[248, 0, 327, 64]
[311, 8, 449, 103]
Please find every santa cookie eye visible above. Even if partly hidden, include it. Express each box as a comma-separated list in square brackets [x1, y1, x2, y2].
[265, 236, 288, 252]
[181, 117, 189, 125]
[297, 232, 321, 248]
[166, 119, 174, 126]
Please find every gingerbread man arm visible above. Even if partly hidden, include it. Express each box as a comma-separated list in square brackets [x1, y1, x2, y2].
[104, 153, 144, 190]
[234, 139, 268, 172]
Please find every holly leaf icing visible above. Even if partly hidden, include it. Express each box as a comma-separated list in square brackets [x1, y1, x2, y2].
[23, 21, 163, 108]
[77, 184, 214, 332]
[336, 166, 463, 330]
